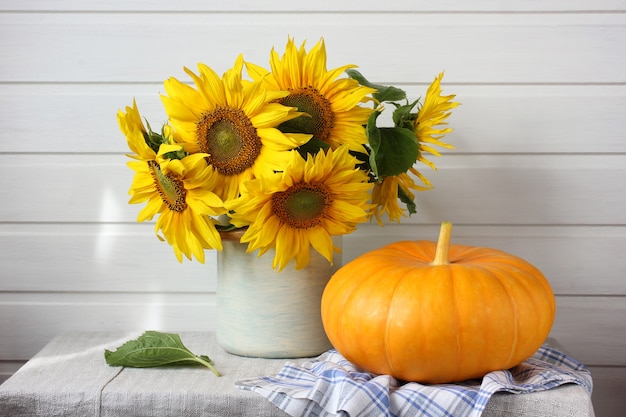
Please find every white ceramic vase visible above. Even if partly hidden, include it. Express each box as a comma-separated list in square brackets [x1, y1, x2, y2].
[216, 229, 341, 358]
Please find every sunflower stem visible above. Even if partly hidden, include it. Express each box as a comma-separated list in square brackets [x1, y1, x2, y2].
[431, 221, 452, 266]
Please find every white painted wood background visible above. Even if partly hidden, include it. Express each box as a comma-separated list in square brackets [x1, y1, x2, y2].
[1, 1, 625, 415]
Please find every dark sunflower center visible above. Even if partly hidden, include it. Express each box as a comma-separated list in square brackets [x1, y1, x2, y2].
[196, 107, 261, 175]
[278, 87, 334, 142]
[272, 182, 333, 229]
[147, 160, 187, 212]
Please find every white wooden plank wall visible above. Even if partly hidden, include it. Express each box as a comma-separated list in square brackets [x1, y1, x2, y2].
[1, 1, 625, 415]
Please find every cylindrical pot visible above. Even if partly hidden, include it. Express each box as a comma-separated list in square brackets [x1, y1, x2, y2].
[216, 229, 341, 358]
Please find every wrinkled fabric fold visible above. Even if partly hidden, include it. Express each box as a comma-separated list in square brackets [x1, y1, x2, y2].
[236, 344, 593, 417]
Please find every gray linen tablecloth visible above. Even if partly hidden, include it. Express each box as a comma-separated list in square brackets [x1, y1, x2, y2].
[0, 332, 594, 417]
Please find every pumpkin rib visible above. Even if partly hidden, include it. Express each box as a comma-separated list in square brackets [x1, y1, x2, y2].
[491, 262, 555, 360]
[490, 256, 556, 316]
[323, 259, 364, 358]
[462, 266, 499, 376]
[334, 264, 384, 363]
[483, 265, 521, 368]
[328, 259, 413, 373]
[383, 264, 418, 379]
[448, 265, 463, 380]
[486, 263, 540, 370]
[451, 263, 517, 380]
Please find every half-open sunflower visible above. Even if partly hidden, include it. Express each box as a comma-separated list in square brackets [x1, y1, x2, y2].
[126, 147, 226, 263]
[245, 37, 376, 152]
[370, 72, 459, 223]
[161, 55, 312, 202]
[118, 103, 224, 262]
[226, 146, 373, 271]
[414, 72, 459, 170]
[371, 173, 431, 224]
[117, 99, 154, 161]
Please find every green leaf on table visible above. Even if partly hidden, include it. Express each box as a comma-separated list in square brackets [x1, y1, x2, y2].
[104, 331, 220, 376]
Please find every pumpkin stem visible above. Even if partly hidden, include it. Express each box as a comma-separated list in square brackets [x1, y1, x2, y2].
[431, 221, 452, 266]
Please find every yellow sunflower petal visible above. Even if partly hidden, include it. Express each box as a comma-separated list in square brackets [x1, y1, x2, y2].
[194, 63, 227, 106]
[308, 227, 334, 264]
[414, 72, 460, 160]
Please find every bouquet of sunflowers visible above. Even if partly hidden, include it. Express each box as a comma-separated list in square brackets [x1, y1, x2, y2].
[117, 37, 458, 271]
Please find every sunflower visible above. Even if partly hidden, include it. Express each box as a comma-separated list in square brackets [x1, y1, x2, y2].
[226, 146, 373, 271]
[117, 99, 154, 161]
[160, 55, 312, 202]
[369, 72, 458, 223]
[414, 72, 459, 170]
[245, 37, 376, 152]
[126, 146, 226, 263]
[371, 172, 431, 224]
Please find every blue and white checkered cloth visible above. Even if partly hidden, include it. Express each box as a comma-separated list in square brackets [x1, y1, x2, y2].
[236, 344, 592, 417]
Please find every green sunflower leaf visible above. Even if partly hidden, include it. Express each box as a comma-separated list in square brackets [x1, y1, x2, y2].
[296, 137, 331, 158]
[349, 149, 375, 181]
[143, 120, 166, 154]
[346, 69, 406, 103]
[104, 331, 220, 377]
[373, 127, 419, 178]
[392, 99, 420, 130]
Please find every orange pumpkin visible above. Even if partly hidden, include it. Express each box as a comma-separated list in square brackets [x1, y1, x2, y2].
[321, 222, 556, 383]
